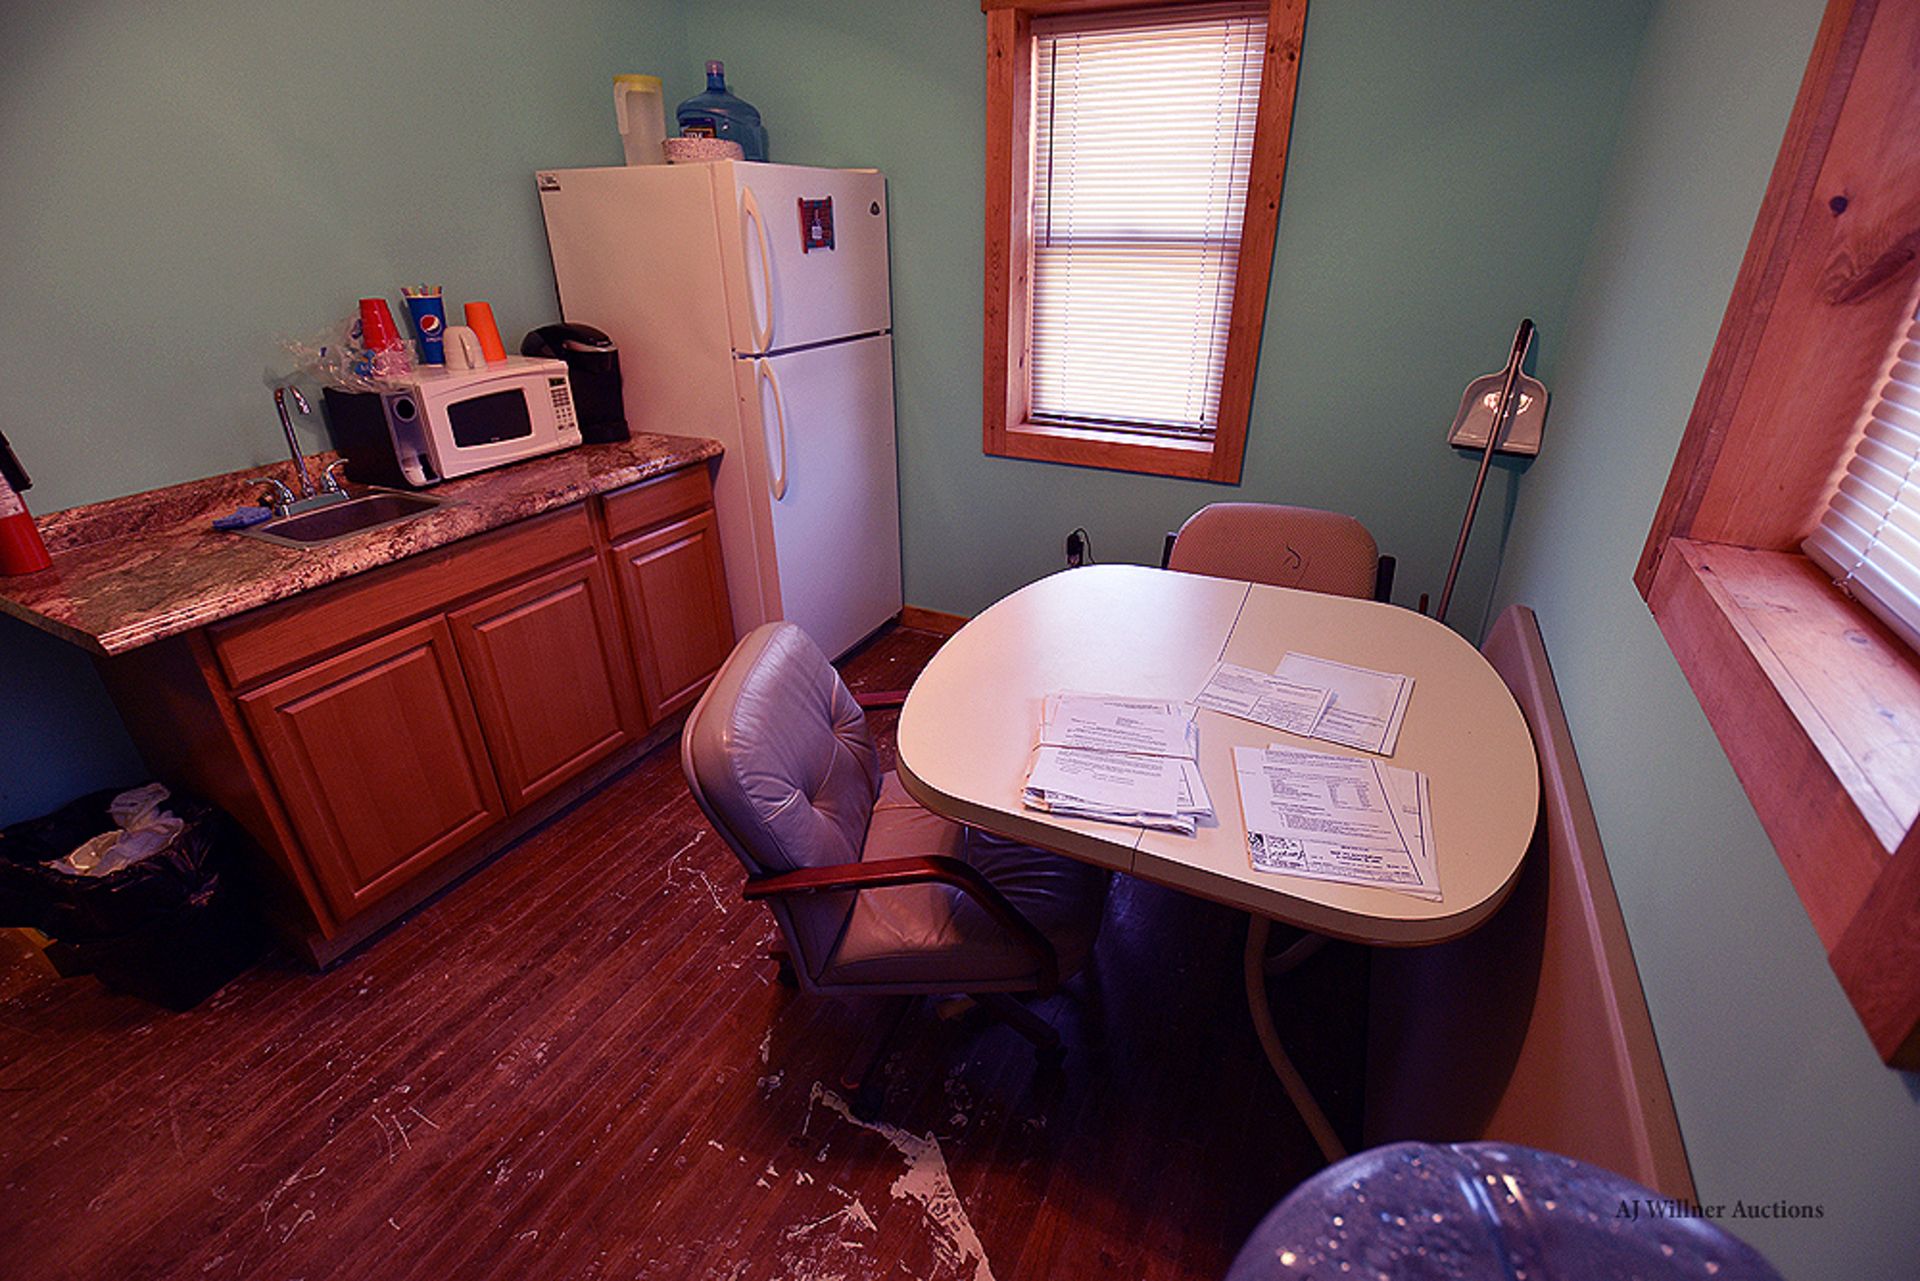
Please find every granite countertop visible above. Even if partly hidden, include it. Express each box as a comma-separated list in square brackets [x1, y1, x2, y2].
[0, 435, 723, 656]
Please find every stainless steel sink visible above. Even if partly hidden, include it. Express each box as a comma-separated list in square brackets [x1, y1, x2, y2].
[240, 490, 447, 548]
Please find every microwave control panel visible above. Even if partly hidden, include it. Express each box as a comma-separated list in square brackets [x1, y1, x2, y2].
[549, 377, 580, 434]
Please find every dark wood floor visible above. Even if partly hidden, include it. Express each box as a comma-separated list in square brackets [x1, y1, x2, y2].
[0, 625, 1366, 1281]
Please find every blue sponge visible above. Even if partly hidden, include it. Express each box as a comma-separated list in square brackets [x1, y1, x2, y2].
[212, 506, 276, 531]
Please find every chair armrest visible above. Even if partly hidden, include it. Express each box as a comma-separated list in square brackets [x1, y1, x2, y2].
[743, 854, 1060, 991]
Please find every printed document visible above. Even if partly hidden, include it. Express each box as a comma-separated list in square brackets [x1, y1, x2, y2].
[1275, 653, 1414, 755]
[1232, 745, 1439, 900]
[1023, 692, 1212, 835]
[1192, 662, 1333, 736]
[1380, 762, 1439, 898]
[1024, 746, 1194, 831]
[1038, 693, 1197, 759]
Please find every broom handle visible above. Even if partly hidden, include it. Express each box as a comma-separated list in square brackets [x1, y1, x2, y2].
[1436, 319, 1534, 624]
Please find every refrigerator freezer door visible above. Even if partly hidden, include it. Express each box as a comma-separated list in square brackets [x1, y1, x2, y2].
[714, 164, 893, 355]
[745, 334, 903, 659]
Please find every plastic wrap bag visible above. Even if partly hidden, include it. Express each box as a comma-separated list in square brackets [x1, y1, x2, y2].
[0, 785, 267, 1008]
[0, 785, 230, 940]
[51, 783, 185, 877]
[284, 316, 417, 392]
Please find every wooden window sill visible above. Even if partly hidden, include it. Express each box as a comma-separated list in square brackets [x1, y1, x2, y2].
[1635, 0, 1920, 1069]
[988, 419, 1223, 480]
[1646, 539, 1914, 945]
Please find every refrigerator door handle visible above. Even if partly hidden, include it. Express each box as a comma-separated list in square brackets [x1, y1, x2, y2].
[756, 358, 789, 500]
[740, 185, 775, 354]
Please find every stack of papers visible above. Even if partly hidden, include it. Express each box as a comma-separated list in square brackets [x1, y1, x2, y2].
[1194, 653, 1413, 756]
[1232, 745, 1439, 900]
[1023, 693, 1213, 835]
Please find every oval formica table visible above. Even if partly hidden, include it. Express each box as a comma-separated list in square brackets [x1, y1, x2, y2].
[895, 565, 1540, 1160]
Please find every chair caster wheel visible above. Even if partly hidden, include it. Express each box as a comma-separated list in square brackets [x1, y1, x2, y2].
[774, 958, 798, 988]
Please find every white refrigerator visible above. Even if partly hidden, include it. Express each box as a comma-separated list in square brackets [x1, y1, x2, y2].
[535, 161, 903, 660]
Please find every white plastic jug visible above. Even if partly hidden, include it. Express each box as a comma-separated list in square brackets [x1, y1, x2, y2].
[614, 74, 667, 166]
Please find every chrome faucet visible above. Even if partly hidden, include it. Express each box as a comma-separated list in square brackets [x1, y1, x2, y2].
[274, 384, 317, 498]
[256, 476, 298, 516]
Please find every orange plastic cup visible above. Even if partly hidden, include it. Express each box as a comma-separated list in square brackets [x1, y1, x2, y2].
[464, 302, 508, 363]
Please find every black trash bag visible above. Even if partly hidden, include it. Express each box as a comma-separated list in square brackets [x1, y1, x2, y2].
[0, 786, 268, 1009]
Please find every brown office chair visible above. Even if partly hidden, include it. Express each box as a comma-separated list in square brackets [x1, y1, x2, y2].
[681, 622, 1110, 1105]
[1164, 502, 1394, 602]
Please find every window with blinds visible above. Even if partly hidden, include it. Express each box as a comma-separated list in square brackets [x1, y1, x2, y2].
[1028, 5, 1268, 442]
[1804, 297, 1920, 652]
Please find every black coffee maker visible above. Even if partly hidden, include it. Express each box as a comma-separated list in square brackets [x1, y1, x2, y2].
[522, 323, 628, 443]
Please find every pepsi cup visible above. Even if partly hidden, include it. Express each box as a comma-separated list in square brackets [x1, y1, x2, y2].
[403, 290, 447, 365]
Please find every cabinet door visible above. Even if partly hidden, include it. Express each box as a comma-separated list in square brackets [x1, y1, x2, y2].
[238, 617, 506, 921]
[612, 508, 735, 722]
[449, 556, 643, 811]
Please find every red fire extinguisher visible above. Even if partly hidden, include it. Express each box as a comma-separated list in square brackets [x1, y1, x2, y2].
[0, 432, 52, 577]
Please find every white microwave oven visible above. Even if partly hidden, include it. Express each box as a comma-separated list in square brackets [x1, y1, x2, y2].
[323, 357, 584, 487]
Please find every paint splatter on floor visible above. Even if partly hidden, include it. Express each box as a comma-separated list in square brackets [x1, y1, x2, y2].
[772, 1187, 881, 1281]
[806, 1083, 996, 1281]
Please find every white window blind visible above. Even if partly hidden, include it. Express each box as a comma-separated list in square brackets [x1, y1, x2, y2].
[1029, 4, 1267, 440]
[1805, 296, 1920, 651]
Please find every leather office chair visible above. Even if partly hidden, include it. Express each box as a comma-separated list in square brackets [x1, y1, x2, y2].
[1164, 502, 1395, 602]
[681, 622, 1110, 1103]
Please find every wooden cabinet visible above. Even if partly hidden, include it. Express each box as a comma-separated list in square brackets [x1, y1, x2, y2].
[612, 508, 735, 722]
[108, 461, 738, 965]
[450, 556, 642, 811]
[210, 506, 598, 690]
[237, 618, 506, 921]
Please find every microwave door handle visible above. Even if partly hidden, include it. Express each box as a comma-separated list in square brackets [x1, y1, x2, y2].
[757, 358, 789, 500]
[741, 185, 775, 354]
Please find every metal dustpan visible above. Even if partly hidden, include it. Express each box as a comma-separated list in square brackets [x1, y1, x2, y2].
[1446, 326, 1548, 455]
[1432, 319, 1549, 623]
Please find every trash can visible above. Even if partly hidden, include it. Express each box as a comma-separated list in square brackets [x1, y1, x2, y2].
[0, 784, 269, 1010]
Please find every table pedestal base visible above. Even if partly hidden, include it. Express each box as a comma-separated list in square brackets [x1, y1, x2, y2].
[1243, 916, 1348, 1164]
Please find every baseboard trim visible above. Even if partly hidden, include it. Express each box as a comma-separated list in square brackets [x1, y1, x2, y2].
[897, 606, 970, 637]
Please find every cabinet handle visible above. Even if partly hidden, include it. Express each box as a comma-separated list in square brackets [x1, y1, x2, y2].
[757, 359, 789, 501]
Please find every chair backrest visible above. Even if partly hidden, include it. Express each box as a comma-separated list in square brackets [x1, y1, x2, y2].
[1363, 605, 1695, 1199]
[681, 622, 881, 977]
[1166, 502, 1379, 598]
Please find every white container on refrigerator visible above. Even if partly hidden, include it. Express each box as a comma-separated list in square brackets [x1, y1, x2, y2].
[535, 161, 902, 659]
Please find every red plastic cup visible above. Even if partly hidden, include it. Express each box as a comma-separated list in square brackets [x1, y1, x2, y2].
[359, 297, 403, 352]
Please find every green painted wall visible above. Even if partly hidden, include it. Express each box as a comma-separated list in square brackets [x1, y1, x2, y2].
[0, 0, 679, 822]
[0, 614, 146, 822]
[3, 0, 1649, 825]
[17, 6, 1913, 1276]
[668, 0, 1652, 630]
[1487, 1, 1920, 1277]
[1, 0, 676, 514]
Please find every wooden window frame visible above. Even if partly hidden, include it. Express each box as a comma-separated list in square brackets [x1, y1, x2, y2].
[982, 0, 1308, 482]
[1637, 0, 1920, 1068]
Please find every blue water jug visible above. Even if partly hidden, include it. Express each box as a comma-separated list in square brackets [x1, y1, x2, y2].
[675, 60, 768, 162]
